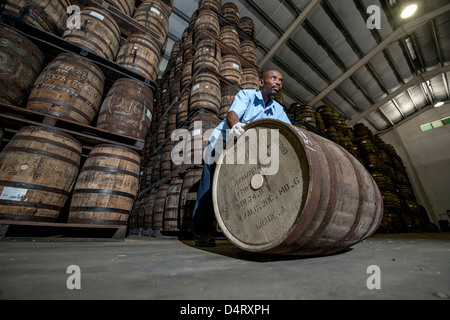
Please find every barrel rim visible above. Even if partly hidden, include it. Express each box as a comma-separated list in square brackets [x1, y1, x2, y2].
[19, 125, 82, 148]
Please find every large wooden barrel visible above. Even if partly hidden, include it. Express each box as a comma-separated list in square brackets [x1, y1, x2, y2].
[115, 33, 161, 81]
[220, 84, 240, 119]
[0, 25, 44, 107]
[241, 68, 259, 90]
[62, 7, 121, 60]
[220, 25, 240, 52]
[133, 0, 170, 42]
[0, 126, 82, 222]
[96, 78, 153, 139]
[220, 55, 242, 86]
[68, 144, 141, 225]
[163, 177, 184, 230]
[193, 38, 221, 74]
[2, 0, 70, 35]
[212, 119, 383, 256]
[190, 72, 221, 115]
[239, 16, 256, 39]
[26, 52, 105, 125]
[194, 9, 220, 39]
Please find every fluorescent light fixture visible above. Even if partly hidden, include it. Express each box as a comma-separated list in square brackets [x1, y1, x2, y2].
[401, 4, 418, 18]
[434, 101, 444, 107]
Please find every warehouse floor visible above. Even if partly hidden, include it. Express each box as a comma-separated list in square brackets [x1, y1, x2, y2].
[0, 232, 449, 301]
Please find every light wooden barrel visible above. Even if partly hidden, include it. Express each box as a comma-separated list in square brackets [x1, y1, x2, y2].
[68, 144, 141, 225]
[0, 126, 82, 222]
[1, 0, 70, 35]
[220, 55, 242, 86]
[190, 72, 221, 115]
[96, 78, 154, 139]
[212, 119, 384, 256]
[152, 183, 169, 230]
[198, 0, 221, 14]
[220, 25, 240, 52]
[241, 68, 259, 90]
[163, 177, 184, 230]
[0, 25, 44, 106]
[133, 0, 170, 42]
[115, 33, 161, 81]
[62, 7, 121, 60]
[26, 52, 105, 125]
[221, 2, 240, 26]
[193, 38, 221, 74]
[194, 9, 220, 39]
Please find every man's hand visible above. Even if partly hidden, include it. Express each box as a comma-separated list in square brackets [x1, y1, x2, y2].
[229, 122, 245, 138]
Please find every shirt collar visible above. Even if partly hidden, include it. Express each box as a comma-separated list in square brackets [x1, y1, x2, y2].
[256, 90, 275, 108]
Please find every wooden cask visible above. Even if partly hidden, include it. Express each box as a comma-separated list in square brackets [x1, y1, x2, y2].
[26, 52, 105, 125]
[221, 2, 240, 26]
[104, 0, 136, 16]
[198, 0, 221, 13]
[220, 84, 240, 119]
[0, 126, 82, 222]
[240, 40, 257, 65]
[194, 9, 220, 39]
[193, 38, 221, 74]
[1, 0, 70, 35]
[0, 25, 44, 106]
[220, 55, 242, 86]
[212, 119, 383, 256]
[239, 16, 256, 39]
[133, 0, 170, 42]
[220, 25, 240, 52]
[163, 177, 184, 230]
[152, 183, 169, 230]
[68, 144, 141, 225]
[241, 68, 259, 90]
[96, 78, 153, 139]
[62, 7, 121, 60]
[115, 33, 161, 81]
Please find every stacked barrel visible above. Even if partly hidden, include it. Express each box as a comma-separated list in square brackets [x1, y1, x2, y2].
[0, 0, 168, 227]
[130, 1, 260, 236]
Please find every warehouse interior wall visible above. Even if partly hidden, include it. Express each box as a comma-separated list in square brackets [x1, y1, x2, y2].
[380, 103, 450, 226]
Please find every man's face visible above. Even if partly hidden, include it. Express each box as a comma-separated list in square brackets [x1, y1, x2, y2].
[259, 70, 283, 97]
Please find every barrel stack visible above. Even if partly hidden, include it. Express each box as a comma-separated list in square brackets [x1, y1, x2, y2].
[130, 1, 260, 237]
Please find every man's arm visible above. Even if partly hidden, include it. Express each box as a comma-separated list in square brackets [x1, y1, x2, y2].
[226, 110, 240, 128]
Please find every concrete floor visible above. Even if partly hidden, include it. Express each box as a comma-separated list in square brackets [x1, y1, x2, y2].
[0, 232, 449, 300]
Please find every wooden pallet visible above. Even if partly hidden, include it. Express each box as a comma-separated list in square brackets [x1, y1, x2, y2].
[0, 219, 127, 241]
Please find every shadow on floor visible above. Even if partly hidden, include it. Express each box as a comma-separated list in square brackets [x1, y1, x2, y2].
[179, 238, 352, 262]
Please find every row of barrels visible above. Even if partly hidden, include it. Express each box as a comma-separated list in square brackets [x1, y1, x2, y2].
[0, 126, 140, 225]
[0, 24, 155, 140]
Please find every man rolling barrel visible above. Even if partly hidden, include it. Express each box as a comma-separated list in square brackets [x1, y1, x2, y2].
[192, 69, 292, 247]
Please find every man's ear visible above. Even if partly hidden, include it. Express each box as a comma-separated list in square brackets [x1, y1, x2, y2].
[259, 79, 264, 87]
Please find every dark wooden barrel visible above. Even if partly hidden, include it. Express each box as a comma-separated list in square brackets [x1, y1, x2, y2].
[241, 68, 259, 90]
[198, 0, 221, 13]
[212, 119, 383, 256]
[96, 78, 153, 139]
[240, 40, 257, 65]
[152, 183, 169, 230]
[62, 6, 121, 60]
[194, 9, 220, 39]
[163, 177, 184, 230]
[133, 0, 170, 42]
[181, 58, 193, 90]
[220, 55, 242, 86]
[239, 16, 256, 39]
[68, 144, 141, 225]
[0, 25, 44, 107]
[115, 33, 161, 81]
[179, 167, 203, 234]
[0, 126, 82, 222]
[2, 0, 70, 35]
[141, 188, 156, 229]
[26, 52, 105, 125]
[104, 0, 136, 16]
[190, 72, 221, 115]
[220, 84, 240, 119]
[221, 2, 240, 26]
[292, 103, 317, 129]
[193, 38, 221, 74]
[220, 25, 240, 52]
[178, 90, 190, 125]
[160, 140, 173, 177]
